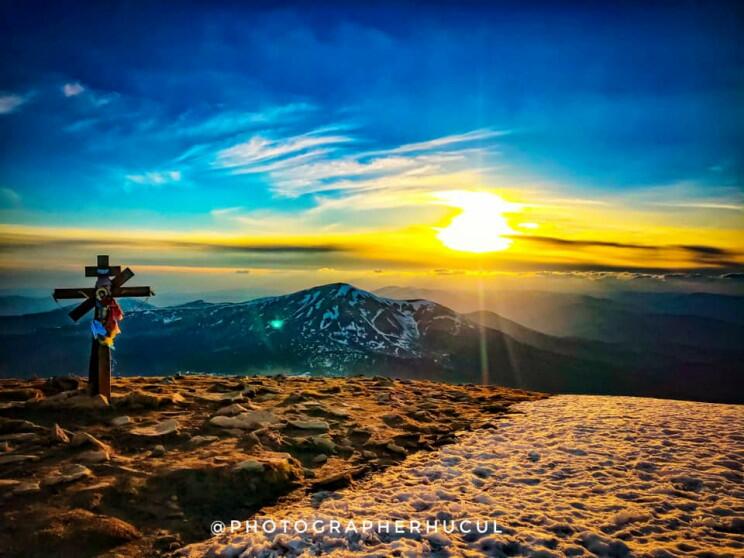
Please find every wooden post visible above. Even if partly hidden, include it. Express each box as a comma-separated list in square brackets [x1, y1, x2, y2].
[88, 338, 99, 395]
[96, 343, 112, 399]
[89, 300, 113, 399]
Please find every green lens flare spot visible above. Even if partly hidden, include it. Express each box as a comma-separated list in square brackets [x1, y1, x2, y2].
[269, 319, 284, 330]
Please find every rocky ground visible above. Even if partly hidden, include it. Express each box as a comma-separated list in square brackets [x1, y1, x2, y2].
[0, 374, 545, 557]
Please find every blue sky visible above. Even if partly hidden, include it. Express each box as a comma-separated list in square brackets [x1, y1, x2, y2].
[0, 1, 742, 294]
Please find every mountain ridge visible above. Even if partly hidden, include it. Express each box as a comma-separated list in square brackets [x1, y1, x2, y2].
[0, 282, 741, 402]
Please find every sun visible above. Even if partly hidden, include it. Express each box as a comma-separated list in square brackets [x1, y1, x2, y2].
[435, 191, 517, 253]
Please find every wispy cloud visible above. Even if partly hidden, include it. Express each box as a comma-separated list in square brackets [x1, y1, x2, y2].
[0, 93, 29, 115]
[172, 102, 316, 141]
[125, 170, 182, 187]
[62, 82, 86, 97]
[382, 129, 509, 154]
[214, 126, 505, 200]
[630, 182, 744, 213]
[650, 201, 744, 212]
[215, 131, 353, 170]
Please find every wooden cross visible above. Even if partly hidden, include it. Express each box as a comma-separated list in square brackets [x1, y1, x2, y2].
[52, 255, 154, 399]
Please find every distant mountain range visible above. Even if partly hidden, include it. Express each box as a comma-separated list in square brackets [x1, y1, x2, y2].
[375, 286, 744, 340]
[0, 283, 741, 403]
[0, 295, 65, 316]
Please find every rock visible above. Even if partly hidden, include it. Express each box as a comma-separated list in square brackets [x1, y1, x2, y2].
[0, 388, 43, 402]
[42, 464, 93, 487]
[234, 460, 264, 474]
[78, 449, 111, 463]
[130, 419, 179, 437]
[187, 435, 219, 447]
[310, 466, 367, 491]
[528, 451, 540, 462]
[79, 393, 110, 409]
[309, 435, 337, 454]
[42, 376, 81, 394]
[154, 532, 182, 552]
[234, 453, 304, 486]
[349, 428, 372, 439]
[428, 532, 452, 548]
[0, 401, 27, 411]
[0, 417, 45, 434]
[195, 391, 243, 403]
[10, 480, 41, 496]
[386, 442, 408, 456]
[35, 389, 78, 406]
[312, 453, 328, 464]
[287, 419, 330, 431]
[373, 376, 394, 385]
[0, 479, 20, 493]
[255, 428, 285, 450]
[484, 403, 509, 413]
[214, 403, 250, 416]
[70, 432, 110, 453]
[254, 393, 280, 403]
[410, 410, 432, 422]
[36, 509, 140, 552]
[0, 454, 39, 465]
[382, 413, 416, 428]
[255, 385, 282, 395]
[50, 423, 70, 444]
[150, 445, 166, 457]
[0, 432, 39, 443]
[311, 490, 343, 508]
[41, 393, 109, 410]
[110, 416, 132, 427]
[303, 467, 316, 479]
[473, 465, 493, 478]
[241, 431, 262, 449]
[216, 391, 245, 402]
[209, 410, 278, 430]
[393, 432, 422, 448]
[114, 390, 184, 409]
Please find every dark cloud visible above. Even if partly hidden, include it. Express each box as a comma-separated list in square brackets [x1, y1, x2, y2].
[0, 233, 345, 255]
[509, 235, 657, 251]
[676, 245, 740, 267]
[510, 235, 741, 267]
[677, 245, 730, 256]
[170, 240, 344, 254]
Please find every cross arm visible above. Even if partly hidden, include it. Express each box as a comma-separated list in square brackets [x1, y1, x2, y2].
[112, 267, 134, 288]
[68, 298, 95, 322]
[53, 288, 95, 300]
[112, 286, 154, 297]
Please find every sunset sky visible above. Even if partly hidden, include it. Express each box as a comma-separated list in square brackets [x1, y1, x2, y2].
[0, 1, 742, 297]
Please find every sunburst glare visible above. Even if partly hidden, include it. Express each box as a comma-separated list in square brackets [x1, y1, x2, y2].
[435, 191, 519, 253]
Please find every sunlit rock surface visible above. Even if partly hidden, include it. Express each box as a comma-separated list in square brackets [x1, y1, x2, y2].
[182, 395, 743, 557]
